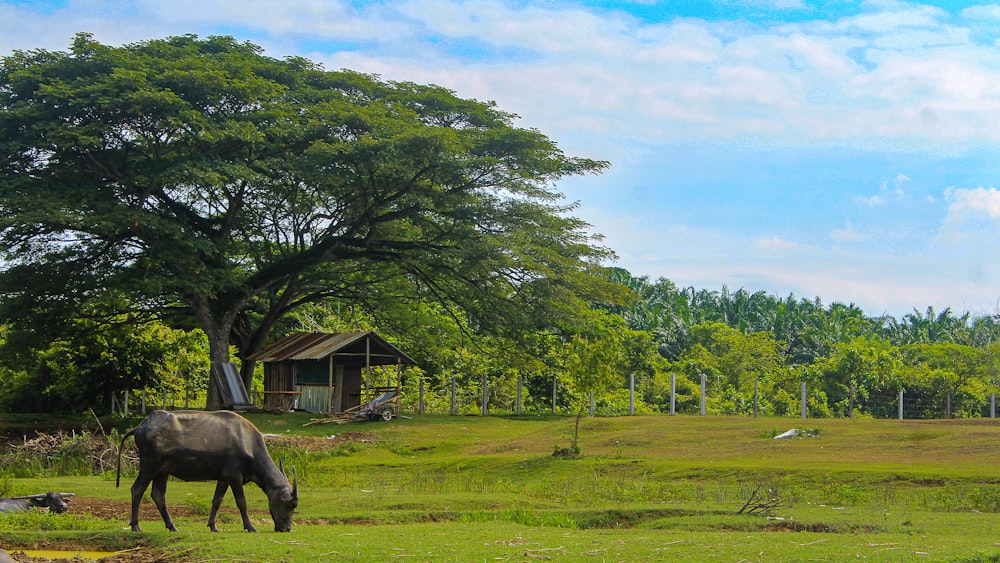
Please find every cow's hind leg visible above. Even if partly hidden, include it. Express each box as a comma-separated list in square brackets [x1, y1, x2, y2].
[208, 481, 229, 532]
[230, 482, 257, 532]
[150, 474, 177, 532]
[128, 472, 154, 532]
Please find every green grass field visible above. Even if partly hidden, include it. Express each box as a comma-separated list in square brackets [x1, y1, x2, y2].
[4, 413, 1000, 561]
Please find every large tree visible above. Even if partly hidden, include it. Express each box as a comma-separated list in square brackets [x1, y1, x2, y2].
[0, 34, 616, 408]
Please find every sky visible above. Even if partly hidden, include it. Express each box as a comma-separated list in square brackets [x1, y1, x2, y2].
[3, 0, 1000, 318]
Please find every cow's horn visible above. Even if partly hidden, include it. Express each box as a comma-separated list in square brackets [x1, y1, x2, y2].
[292, 467, 298, 498]
[279, 459, 285, 476]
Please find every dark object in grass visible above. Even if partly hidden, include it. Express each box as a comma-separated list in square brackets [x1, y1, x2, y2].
[0, 491, 73, 513]
[552, 445, 581, 459]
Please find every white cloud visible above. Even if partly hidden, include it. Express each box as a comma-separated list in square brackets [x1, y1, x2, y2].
[857, 194, 885, 206]
[6, 0, 1000, 150]
[757, 236, 799, 250]
[961, 5, 1000, 21]
[830, 221, 865, 242]
[946, 186, 1000, 220]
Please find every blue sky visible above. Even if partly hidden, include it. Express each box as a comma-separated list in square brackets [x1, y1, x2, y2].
[3, 0, 1000, 317]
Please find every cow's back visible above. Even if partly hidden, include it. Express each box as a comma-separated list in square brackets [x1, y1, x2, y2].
[132, 410, 261, 482]
[0, 499, 31, 513]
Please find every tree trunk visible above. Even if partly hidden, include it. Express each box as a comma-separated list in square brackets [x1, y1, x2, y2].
[572, 404, 584, 451]
[204, 326, 231, 411]
[194, 298, 235, 411]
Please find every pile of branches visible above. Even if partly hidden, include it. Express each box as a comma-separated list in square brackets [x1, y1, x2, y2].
[737, 484, 783, 515]
[1, 429, 137, 476]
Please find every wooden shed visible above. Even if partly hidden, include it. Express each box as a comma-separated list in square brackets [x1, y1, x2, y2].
[246, 331, 416, 413]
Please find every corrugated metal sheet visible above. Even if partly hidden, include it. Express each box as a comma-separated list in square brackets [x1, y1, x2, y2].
[247, 331, 417, 365]
[295, 385, 330, 413]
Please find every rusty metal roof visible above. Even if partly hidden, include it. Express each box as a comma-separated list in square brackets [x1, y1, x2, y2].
[246, 331, 417, 365]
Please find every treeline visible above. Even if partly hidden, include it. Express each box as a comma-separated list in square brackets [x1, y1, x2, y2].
[397, 268, 1000, 419]
[4, 267, 996, 419]
[600, 269, 1000, 418]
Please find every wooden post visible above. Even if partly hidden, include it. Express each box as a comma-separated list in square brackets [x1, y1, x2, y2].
[849, 385, 855, 418]
[327, 355, 334, 414]
[946, 392, 952, 418]
[589, 392, 594, 417]
[365, 336, 371, 404]
[992, 393, 996, 419]
[700, 373, 706, 416]
[670, 373, 676, 416]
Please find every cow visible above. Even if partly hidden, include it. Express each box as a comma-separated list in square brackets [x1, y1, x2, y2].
[0, 491, 73, 514]
[116, 410, 297, 533]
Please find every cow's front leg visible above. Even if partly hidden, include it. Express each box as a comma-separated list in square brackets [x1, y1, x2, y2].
[208, 481, 229, 532]
[230, 482, 257, 532]
[150, 474, 177, 532]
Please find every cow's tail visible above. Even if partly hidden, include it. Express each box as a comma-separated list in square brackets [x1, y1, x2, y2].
[116, 428, 137, 489]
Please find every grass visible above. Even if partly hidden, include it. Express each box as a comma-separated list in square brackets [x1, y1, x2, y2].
[4, 413, 1000, 561]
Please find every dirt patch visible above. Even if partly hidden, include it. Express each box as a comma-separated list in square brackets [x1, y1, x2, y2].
[69, 496, 201, 523]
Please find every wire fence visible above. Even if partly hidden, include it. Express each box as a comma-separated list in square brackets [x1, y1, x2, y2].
[404, 376, 1000, 420]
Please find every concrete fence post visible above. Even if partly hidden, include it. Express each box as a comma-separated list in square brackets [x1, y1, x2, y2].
[419, 378, 425, 414]
[670, 373, 676, 416]
[516, 376, 522, 416]
[753, 379, 759, 418]
[481, 373, 488, 416]
[629, 373, 635, 416]
[700, 373, 706, 416]
[552, 375, 558, 415]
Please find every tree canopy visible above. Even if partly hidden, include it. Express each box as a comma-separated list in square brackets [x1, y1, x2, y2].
[0, 33, 618, 407]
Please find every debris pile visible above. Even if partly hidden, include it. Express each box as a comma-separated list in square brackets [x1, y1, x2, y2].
[0, 431, 136, 475]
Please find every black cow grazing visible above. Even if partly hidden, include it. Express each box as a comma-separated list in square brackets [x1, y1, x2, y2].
[117, 410, 297, 533]
[0, 491, 73, 514]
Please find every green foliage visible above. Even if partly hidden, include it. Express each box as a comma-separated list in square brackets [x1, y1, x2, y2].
[0, 33, 617, 413]
[0, 316, 207, 414]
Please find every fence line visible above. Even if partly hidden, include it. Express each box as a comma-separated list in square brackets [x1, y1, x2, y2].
[407, 375, 1000, 420]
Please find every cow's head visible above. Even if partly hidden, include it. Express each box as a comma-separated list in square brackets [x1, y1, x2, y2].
[42, 492, 70, 513]
[270, 465, 298, 532]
